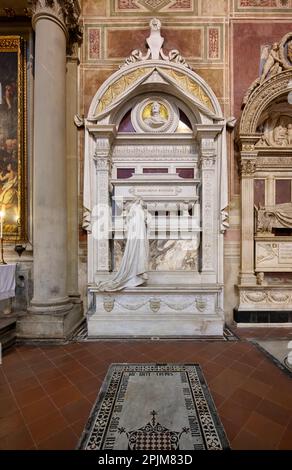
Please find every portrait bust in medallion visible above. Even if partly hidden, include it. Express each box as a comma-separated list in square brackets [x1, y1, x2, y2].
[143, 100, 169, 129]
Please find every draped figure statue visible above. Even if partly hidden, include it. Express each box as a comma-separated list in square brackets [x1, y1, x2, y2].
[98, 198, 149, 291]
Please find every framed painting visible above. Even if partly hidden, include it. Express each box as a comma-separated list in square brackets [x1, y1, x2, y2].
[0, 35, 26, 241]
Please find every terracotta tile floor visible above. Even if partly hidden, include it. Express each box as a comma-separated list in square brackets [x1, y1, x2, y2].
[1, 328, 292, 450]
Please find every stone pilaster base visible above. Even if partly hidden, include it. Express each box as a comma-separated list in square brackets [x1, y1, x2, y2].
[17, 303, 83, 341]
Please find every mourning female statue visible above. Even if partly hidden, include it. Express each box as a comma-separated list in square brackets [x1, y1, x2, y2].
[98, 198, 149, 291]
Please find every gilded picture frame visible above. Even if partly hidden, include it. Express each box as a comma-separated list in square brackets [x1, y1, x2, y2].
[0, 35, 27, 241]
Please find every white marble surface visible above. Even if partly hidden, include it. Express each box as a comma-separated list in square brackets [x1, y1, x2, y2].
[114, 239, 199, 271]
[87, 287, 224, 337]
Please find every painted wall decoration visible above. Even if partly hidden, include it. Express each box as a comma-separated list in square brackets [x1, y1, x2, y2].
[0, 36, 26, 240]
[237, 0, 289, 8]
[113, 0, 195, 14]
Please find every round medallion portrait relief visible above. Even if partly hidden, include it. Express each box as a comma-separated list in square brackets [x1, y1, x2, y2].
[142, 100, 169, 128]
[131, 97, 179, 133]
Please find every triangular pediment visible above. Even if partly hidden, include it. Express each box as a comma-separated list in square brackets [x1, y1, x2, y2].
[88, 63, 220, 124]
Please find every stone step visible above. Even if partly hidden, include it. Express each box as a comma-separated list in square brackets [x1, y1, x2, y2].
[0, 317, 16, 353]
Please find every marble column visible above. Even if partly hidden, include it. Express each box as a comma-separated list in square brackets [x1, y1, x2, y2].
[66, 47, 81, 302]
[239, 154, 257, 285]
[19, 1, 82, 339]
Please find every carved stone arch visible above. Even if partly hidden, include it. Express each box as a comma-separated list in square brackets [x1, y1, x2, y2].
[87, 61, 224, 125]
[240, 70, 292, 135]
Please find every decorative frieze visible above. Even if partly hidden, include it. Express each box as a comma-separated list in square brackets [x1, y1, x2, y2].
[113, 144, 197, 158]
[240, 288, 292, 309]
[257, 156, 292, 168]
[98, 293, 214, 315]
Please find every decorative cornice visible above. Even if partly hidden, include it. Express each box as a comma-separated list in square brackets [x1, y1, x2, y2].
[30, 0, 82, 54]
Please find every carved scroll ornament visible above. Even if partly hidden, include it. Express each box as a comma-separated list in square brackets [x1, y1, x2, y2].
[120, 18, 191, 70]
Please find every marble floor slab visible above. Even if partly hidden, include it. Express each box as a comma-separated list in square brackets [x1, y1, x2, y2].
[255, 340, 292, 373]
[78, 363, 229, 450]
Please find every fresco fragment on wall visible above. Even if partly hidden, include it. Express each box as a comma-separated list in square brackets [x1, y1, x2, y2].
[112, 0, 195, 15]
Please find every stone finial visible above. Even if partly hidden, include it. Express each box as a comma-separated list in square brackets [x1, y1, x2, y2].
[120, 18, 191, 69]
[146, 18, 164, 60]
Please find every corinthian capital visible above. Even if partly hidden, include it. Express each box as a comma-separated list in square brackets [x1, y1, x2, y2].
[240, 159, 256, 177]
[30, 0, 82, 53]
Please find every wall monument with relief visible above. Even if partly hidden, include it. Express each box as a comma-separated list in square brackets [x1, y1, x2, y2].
[82, 19, 228, 337]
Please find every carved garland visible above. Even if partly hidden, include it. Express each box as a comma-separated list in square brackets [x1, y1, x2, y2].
[102, 297, 209, 313]
[240, 289, 292, 306]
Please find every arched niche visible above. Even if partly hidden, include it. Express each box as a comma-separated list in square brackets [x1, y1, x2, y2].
[83, 19, 228, 338]
[237, 47, 292, 325]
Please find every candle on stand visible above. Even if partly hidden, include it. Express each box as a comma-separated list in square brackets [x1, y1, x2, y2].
[0, 210, 6, 264]
[0, 211, 3, 239]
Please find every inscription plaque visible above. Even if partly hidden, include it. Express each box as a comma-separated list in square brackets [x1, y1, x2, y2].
[279, 243, 292, 263]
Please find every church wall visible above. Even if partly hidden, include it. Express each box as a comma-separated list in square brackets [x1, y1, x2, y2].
[78, 0, 292, 323]
[2, 2, 292, 325]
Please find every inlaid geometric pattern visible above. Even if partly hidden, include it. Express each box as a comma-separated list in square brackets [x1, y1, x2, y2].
[118, 410, 190, 450]
[78, 363, 230, 450]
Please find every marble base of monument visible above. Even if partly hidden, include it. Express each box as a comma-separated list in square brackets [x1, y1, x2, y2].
[87, 286, 224, 338]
